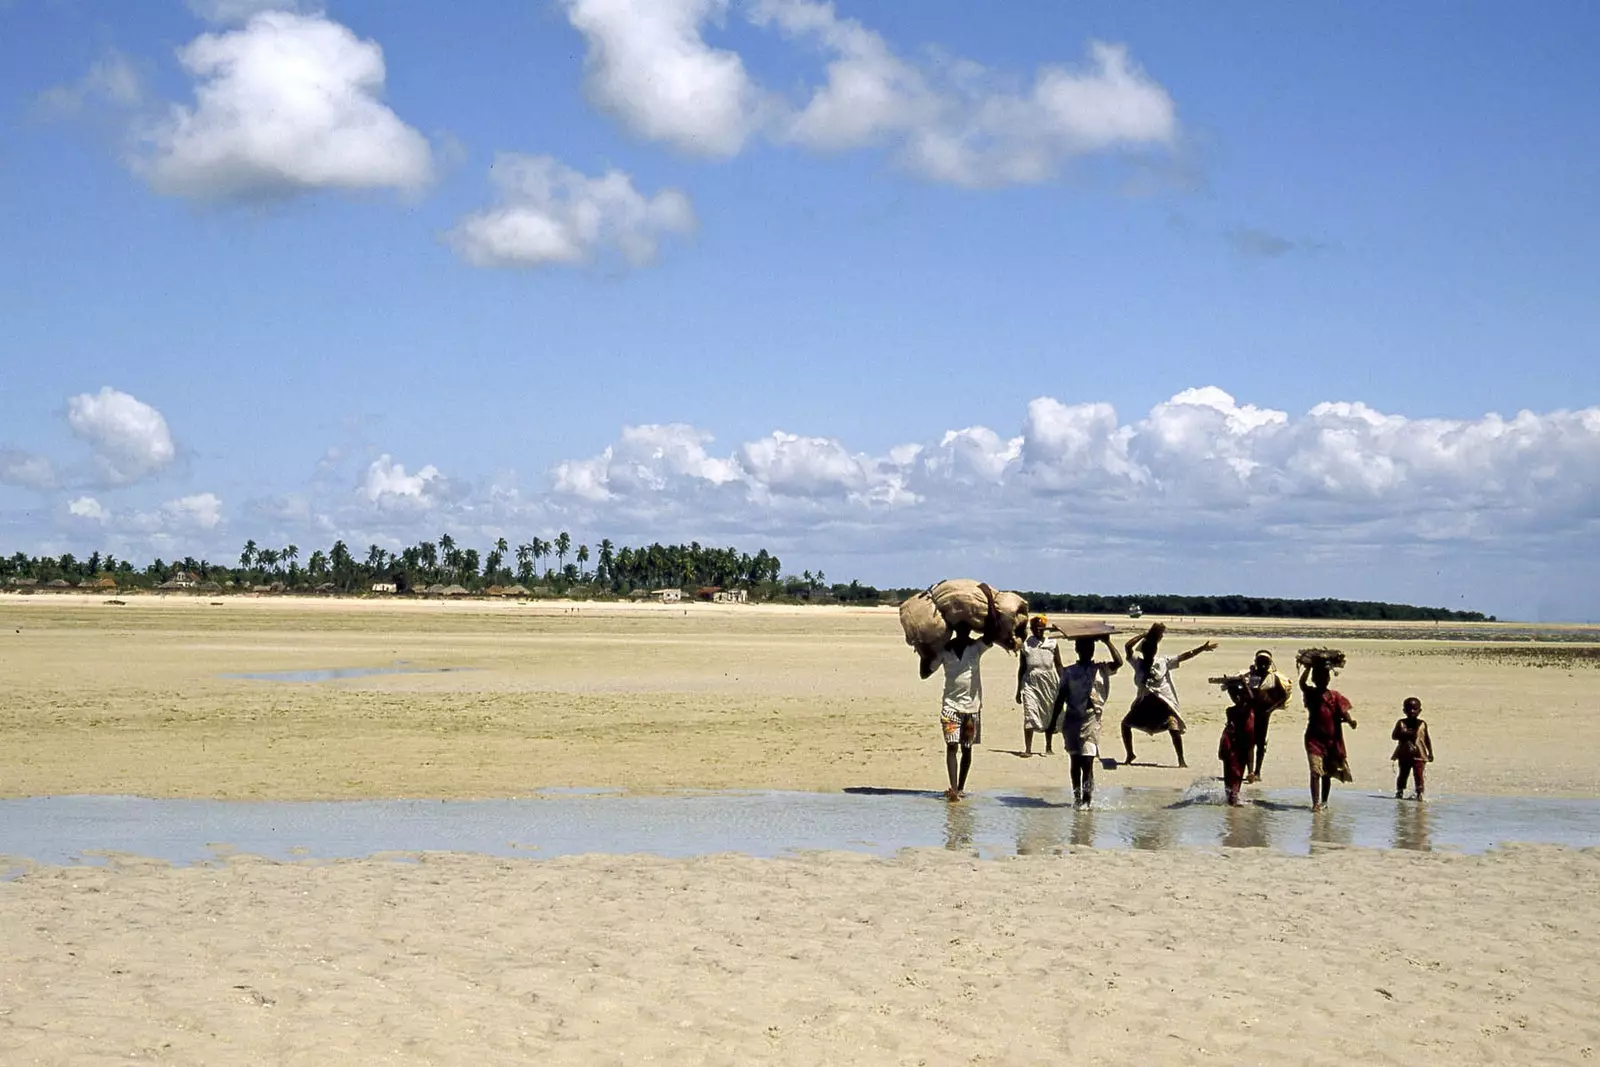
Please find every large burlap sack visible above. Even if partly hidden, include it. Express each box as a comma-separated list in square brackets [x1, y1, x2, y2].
[898, 591, 949, 678]
[988, 589, 1030, 651]
[928, 579, 991, 633]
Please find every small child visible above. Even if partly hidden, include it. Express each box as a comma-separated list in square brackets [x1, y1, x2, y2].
[1390, 697, 1434, 800]
[1217, 678, 1255, 807]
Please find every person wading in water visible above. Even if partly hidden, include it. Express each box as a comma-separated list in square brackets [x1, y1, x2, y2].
[1121, 622, 1218, 767]
[1300, 660, 1357, 811]
[1391, 697, 1434, 801]
[938, 628, 989, 801]
[1052, 632, 1124, 807]
[1244, 650, 1292, 782]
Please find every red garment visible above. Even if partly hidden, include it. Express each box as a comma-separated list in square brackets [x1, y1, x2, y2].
[1219, 702, 1254, 801]
[1304, 688, 1352, 760]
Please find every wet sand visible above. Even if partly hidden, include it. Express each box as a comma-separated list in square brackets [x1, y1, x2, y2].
[3, 595, 1599, 1065]
[4, 846, 1598, 1065]
[2, 594, 1597, 799]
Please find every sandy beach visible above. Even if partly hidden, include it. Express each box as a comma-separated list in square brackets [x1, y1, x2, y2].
[3, 846, 1598, 1065]
[3, 595, 1599, 1065]
[2, 594, 1597, 799]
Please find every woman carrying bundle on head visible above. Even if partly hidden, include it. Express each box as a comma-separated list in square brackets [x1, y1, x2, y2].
[1121, 622, 1218, 767]
[1298, 649, 1357, 812]
[1014, 615, 1063, 757]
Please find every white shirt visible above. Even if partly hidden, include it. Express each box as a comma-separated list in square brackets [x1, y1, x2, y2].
[940, 642, 986, 716]
[1131, 651, 1181, 712]
[1061, 660, 1119, 717]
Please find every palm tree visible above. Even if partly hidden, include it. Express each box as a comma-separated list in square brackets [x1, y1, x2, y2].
[515, 542, 534, 584]
[531, 537, 548, 578]
[597, 539, 614, 585]
[239, 540, 257, 572]
[576, 544, 590, 581]
[555, 532, 571, 576]
[308, 550, 328, 579]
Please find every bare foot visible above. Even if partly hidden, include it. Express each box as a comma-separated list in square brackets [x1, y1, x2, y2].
[1123, 754, 1137, 766]
[1311, 803, 1323, 813]
[945, 788, 961, 802]
[1177, 760, 1188, 769]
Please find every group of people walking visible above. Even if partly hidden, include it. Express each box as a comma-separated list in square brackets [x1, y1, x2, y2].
[937, 619, 1436, 810]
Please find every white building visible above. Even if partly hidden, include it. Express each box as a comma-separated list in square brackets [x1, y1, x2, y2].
[371, 582, 397, 594]
[653, 588, 682, 604]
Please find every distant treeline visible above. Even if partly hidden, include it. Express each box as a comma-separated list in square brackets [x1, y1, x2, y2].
[2, 543, 1491, 619]
[875, 589, 1494, 623]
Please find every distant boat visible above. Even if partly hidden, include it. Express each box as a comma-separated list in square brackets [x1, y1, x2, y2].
[1127, 603, 1143, 618]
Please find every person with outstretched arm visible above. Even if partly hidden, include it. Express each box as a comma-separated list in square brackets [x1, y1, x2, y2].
[1121, 622, 1218, 767]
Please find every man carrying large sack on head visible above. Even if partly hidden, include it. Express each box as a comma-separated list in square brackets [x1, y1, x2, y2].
[938, 626, 989, 801]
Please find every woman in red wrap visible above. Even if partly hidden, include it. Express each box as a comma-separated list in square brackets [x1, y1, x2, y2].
[1299, 662, 1357, 812]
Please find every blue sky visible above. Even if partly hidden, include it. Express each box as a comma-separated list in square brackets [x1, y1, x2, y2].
[1, 0, 1597, 620]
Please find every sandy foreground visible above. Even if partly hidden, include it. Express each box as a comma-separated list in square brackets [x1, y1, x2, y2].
[2, 847, 1598, 1066]
[2, 594, 1597, 798]
[3, 596, 1599, 1066]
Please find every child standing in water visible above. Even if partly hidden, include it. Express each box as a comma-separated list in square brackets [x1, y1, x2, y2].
[1217, 677, 1255, 806]
[1300, 660, 1357, 812]
[1391, 697, 1434, 800]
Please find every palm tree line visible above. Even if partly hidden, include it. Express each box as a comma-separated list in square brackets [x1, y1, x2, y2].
[2, 536, 809, 597]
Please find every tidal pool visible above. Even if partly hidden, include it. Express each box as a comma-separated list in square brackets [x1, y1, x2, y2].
[221, 664, 471, 683]
[2, 786, 1598, 868]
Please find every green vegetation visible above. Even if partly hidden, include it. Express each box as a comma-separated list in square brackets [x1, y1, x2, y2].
[2, 543, 1491, 619]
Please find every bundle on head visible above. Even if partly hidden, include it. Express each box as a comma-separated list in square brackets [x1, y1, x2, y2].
[899, 579, 1032, 678]
[927, 579, 1030, 652]
[898, 591, 949, 679]
[1296, 648, 1347, 670]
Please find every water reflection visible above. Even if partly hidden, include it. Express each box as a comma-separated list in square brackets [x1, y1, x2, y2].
[1129, 810, 1177, 851]
[1069, 808, 1096, 848]
[1015, 805, 1064, 855]
[2, 790, 1597, 867]
[1309, 807, 1355, 848]
[1392, 800, 1432, 851]
[944, 801, 977, 851]
[1221, 805, 1270, 849]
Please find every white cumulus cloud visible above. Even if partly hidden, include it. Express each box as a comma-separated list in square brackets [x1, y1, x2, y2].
[186, 0, 301, 23]
[132, 11, 433, 200]
[564, 0, 767, 157]
[448, 154, 696, 269]
[549, 389, 1600, 560]
[65, 387, 177, 485]
[362, 454, 450, 508]
[68, 496, 110, 523]
[163, 492, 224, 530]
[564, 0, 1179, 187]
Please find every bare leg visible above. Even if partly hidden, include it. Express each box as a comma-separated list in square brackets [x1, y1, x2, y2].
[1080, 756, 1096, 807]
[1171, 730, 1187, 768]
[1045, 730, 1055, 756]
[1413, 760, 1425, 800]
[957, 746, 973, 792]
[1395, 762, 1410, 798]
[1310, 773, 1321, 811]
[946, 744, 961, 797]
[1320, 776, 1332, 804]
[1121, 719, 1137, 765]
[1069, 755, 1083, 804]
[1024, 728, 1036, 756]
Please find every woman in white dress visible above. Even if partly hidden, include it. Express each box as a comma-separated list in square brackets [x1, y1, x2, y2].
[1014, 616, 1063, 757]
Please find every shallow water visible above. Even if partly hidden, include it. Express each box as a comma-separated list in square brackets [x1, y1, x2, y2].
[2, 786, 1598, 868]
[221, 663, 469, 683]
